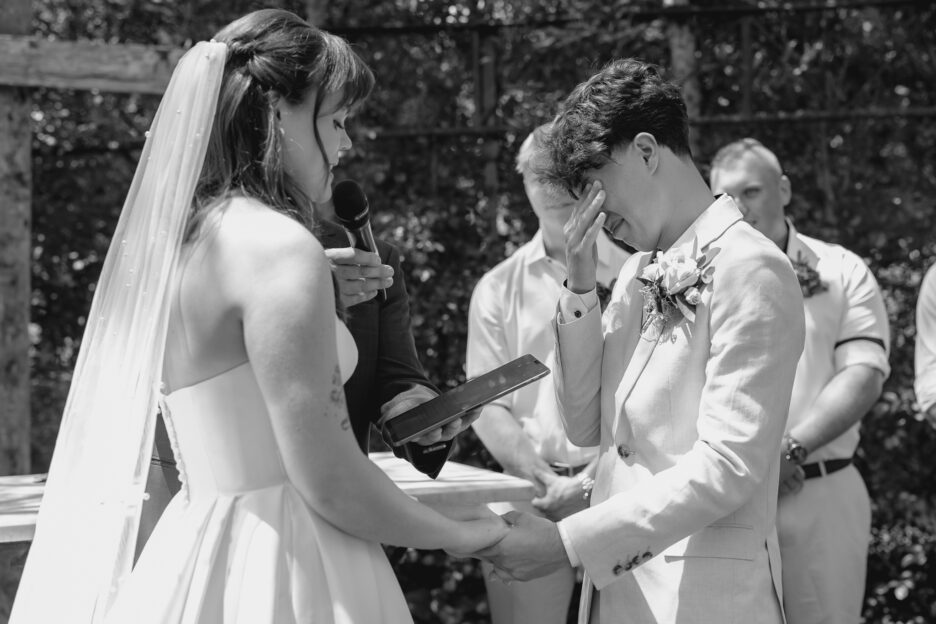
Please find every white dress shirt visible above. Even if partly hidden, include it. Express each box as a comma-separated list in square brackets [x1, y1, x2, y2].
[466, 229, 630, 467]
[785, 220, 890, 461]
[915, 263, 936, 412]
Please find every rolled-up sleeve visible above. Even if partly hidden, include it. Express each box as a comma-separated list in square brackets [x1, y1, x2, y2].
[833, 251, 890, 379]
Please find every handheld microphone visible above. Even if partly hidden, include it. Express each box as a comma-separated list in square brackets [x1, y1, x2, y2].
[332, 179, 386, 302]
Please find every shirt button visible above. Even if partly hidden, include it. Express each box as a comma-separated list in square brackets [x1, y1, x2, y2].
[617, 444, 633, 459]
[574, 310, 582, 318]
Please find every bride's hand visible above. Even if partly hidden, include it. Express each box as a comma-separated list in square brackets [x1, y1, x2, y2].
[438, 505, 510, 557]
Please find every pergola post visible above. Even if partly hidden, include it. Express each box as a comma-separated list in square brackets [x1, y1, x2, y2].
[665, 0, 701, 156]
[0, 0, 32, 476]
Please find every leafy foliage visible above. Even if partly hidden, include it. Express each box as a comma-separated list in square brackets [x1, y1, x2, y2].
[20, 1, 936, 622]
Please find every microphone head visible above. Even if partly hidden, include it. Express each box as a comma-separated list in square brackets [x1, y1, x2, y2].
[332, 180, 370, 230]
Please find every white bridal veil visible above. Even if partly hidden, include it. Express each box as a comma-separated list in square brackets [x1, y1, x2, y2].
[11, 41, 226, 623]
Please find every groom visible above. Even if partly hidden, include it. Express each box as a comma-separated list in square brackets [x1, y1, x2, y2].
[479, 59, 805, 624]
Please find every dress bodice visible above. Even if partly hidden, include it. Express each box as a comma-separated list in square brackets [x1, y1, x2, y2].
[161, 320, 358, 500]
[109, 320, 412, 624]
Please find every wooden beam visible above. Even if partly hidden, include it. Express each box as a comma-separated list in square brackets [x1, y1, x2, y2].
[0, 0, 31, 477]
[0, 35, 183, 94]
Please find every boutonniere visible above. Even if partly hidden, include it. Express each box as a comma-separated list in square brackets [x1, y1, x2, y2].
[791, 252, 827, 298]
[596, 278, 618, 312]
[636, 241, 719, 331]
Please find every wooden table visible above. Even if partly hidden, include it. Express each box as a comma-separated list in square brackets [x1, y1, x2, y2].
[370, 452, 534, 507]
[0, 455, 532, 544]
[0, 474, 44, 545]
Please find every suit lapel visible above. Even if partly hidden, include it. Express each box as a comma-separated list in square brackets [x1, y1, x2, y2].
[608, 197, 743, 437]
[612, 319, 662, 438]
[609, 254, 661, 439]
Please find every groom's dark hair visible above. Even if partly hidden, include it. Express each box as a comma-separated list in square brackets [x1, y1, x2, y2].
[540, 58, 691, 194]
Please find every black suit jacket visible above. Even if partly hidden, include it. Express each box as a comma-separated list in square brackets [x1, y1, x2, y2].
[318, 219, 452, 477]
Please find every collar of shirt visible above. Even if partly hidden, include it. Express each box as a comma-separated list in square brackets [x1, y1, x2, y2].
[783, 219, 820, 267]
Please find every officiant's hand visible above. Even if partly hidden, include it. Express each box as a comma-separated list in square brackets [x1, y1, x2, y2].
[475, 511, 569, 582]
[324, 247, 394, 307]
[564, 180, 606, 294]
[381, 387, 480, 445]
[530, 468, 589, 521]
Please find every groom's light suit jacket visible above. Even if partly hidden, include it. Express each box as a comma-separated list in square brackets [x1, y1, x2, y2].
[555, 197, 805, 624]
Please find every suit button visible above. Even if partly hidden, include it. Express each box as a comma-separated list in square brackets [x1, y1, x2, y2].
[617, 444, 633, 459]
[612, 563, 626, 575]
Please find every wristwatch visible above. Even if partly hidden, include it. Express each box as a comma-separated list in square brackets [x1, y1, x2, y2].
[783, 435, 808, 465]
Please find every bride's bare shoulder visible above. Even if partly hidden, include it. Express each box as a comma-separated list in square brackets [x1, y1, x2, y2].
[208, 197, 325, 264]
[188, 197, 330, 303]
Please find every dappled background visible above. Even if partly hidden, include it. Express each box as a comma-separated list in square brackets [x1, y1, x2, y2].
[18, 0, 936, 622]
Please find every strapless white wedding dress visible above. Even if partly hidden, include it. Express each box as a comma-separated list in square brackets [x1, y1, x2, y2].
[104, 321, 413, 624]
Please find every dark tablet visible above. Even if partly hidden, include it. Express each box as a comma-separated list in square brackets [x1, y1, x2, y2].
[382, 354, 550, 446]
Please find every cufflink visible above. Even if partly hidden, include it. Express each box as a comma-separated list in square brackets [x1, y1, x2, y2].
[617, 444, 633, 459]
[574, 310, 582, 318]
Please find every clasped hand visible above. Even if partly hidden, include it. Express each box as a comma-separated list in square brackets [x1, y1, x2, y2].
[448, 510, 570, 584]
[530, 467, 590, 521]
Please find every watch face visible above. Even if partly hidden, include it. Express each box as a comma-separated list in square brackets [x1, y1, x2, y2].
[787, 443, 807, 464]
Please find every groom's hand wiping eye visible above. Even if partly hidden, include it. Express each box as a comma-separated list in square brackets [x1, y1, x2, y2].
[564, 180, 605, 294]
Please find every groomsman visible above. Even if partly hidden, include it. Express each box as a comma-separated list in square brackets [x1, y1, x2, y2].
[478, 59, 804, 624]
[710, 138, 890, 624]
[915, 263, 936, 426]
[467, 124, 630, 624]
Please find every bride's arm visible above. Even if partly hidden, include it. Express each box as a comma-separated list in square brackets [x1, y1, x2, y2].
[224, 207, 507, 553]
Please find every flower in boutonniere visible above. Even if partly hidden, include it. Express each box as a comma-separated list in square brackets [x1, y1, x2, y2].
[637, 241, 719, 330]
[791, 252, 827, 298]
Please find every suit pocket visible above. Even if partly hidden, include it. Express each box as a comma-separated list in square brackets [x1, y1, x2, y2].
[662, 523, 755, 561]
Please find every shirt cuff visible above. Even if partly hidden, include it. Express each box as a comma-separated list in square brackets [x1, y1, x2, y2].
[556, 519, 581, 568]
[558, 287, 599, 325]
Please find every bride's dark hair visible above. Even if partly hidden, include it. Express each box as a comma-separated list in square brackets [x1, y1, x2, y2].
[189, 9, 374, 240]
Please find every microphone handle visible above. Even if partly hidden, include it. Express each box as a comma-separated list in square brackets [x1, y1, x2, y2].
[346, 222, 387, 302]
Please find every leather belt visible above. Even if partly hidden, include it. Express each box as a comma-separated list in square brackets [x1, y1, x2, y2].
[802, 457, 852, 480]
[549, 462, 589, 477]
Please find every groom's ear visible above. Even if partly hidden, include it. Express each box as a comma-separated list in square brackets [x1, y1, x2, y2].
[632, 132, 659, 174]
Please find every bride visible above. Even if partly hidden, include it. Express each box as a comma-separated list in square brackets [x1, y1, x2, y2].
[11, 9, 507, 624]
